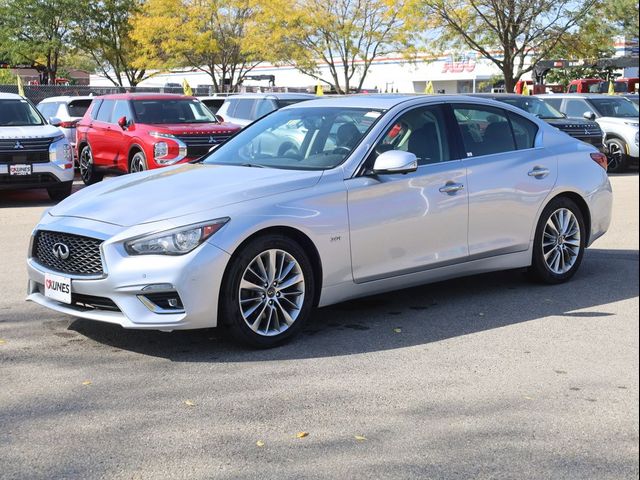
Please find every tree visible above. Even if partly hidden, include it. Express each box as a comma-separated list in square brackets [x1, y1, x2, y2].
[0, 69, 17, 84]
[259, 0, 413, 94]
[0, 0, 79, 84]
[413, 0, 598, 92]
[73, 0, 152, 87]
[132, 0, 262, 92]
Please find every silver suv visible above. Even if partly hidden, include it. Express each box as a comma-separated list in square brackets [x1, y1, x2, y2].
[216, 93, 315, 127]
[539, 94, 639, 172]
[0, 93, 74, 200]
[37, 95, 94, 161]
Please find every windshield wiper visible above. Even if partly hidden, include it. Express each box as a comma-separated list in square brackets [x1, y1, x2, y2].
[240, 163, 266, 168]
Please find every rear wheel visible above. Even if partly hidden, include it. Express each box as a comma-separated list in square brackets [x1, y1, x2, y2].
[605, 138, 628, 173]
[129, 150, 147, 173]
[78, 145, 103, 185]
[528, 197, 586, 284]
[47, 181, 73, 202]
[220, 235, 315, 348]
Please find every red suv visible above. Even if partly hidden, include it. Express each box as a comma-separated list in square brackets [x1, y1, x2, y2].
[75, 93, 241, 184]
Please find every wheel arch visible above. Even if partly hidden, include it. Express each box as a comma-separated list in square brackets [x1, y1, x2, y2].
[127, 143, 147, 169]
[538, 191, 592, 246]
[221, 225, 324, 308]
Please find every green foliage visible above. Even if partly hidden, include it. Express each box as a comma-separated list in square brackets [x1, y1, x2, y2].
[0, 69, 17, 85]
[0, 0, 80, 83]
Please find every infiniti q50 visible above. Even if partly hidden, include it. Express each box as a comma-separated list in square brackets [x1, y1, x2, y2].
[26, 95, 612, 347]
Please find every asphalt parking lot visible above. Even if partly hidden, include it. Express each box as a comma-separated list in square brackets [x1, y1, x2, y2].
[0, 175, 638, 480]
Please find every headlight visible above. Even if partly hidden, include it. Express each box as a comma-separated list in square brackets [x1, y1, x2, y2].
[124, 218, 229, 255]
[154, 141, 169, 159]
[49, 137, 72, 163]
[624, 122, 639, 127]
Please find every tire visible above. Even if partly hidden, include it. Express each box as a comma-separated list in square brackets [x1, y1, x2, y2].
[47, 181, 73, 202]
[528, 197, 586, 284]
[129, 150, 148, 173]
[78, 145, 103, 185]
[605, 138, 628, 173]
[220, 234, 316, 348]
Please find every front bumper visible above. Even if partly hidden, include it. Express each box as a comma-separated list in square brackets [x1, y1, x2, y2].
[26, 218, 231, 331]
[0, 161, 74, 190]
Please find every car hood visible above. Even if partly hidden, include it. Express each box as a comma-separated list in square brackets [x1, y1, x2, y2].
[147, 123, 239, 134]
[0, 124, 62, 139]
[596, 116, 639, 127]
[544, 118, 597, 129]
[49, 164, 323, 227]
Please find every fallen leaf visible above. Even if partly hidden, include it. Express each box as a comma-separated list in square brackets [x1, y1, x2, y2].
[393, 328, 402, 333]
[256, 440, 265, 447]
[82, 380, 92, 386]
[0, 338, 6, 345]
[478, 312, 485, 317]
[184, 400, 196, 407]
[354, 435, 367, 441]
[523, 396, 533, 400]
[296, 431, 309, 438]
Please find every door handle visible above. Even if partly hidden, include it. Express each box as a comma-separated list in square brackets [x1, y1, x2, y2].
[528, 167, 550, 178]
[439, 182, 465, 194]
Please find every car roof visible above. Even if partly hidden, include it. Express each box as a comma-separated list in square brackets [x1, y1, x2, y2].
[0, 92, 25, 100]
[96, 93, 196, 101]
[466, 93, 542, 100]
[38, 95, 95, 103]
[537, 93, 629, 99]
[223, 93, 316, 100]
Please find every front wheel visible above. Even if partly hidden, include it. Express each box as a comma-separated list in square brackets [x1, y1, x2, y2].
[528, 197, 586, 284]
[220, 235, 316, 348]
[47, 181, 73, 202]
[129, 150, 148, 173]
[605, 138, 628, 173]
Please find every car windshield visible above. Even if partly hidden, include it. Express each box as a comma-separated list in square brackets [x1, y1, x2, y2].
[499, 97, 565, 119]
[202, 106, 383, 170]
[589, 97, 639, 118]
[0, 99, 45, 126]
[132, 99, 218, 124]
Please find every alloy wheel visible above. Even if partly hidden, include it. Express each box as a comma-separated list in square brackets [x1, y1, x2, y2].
[238, 249, 305, 336]
[542, 208, 581, 275]
[607, 142, 623, 171]
[130, 153, 146, 173]
[79, 147, 93, 183]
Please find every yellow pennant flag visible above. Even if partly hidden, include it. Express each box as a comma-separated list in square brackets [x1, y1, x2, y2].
[16, 74, 25, 97]
[182, 78, 193, 96]
[424, 81, 434, 94]
[608, 80, 615, 95]
[316, 82, 324, 96]
[521, 82, 530, 96]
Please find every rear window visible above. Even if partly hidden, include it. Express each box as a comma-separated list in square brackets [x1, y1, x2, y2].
[67, 99, 92, 118]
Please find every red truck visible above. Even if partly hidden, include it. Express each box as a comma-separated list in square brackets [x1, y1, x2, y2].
[567, 78, 639, 93]
[75, 93, 241, 185]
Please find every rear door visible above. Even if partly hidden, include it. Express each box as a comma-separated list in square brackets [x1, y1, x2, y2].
[451, 103, 557, 258]
[88, 99, 115, 166]
[104, 100, 132, 170]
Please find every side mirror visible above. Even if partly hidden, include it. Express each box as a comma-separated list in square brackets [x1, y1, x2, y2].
[372, 150, 418, 175]
[583, 111, 596, 121]
[49, 117, 62, 127]
[117, 116, 129, 129]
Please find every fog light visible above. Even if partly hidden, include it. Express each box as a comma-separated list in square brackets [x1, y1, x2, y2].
[138, 290, 184, 313]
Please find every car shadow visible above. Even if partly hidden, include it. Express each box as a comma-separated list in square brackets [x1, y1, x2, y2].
[69, 247, 639, 362]
[0, 180, 84, 208]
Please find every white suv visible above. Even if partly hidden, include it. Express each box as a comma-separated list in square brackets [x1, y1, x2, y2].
[37, 95, 94, 160]
[216, 93, 315, 127]
[540, 93, 639, 173]
[0, 93, 74, 200]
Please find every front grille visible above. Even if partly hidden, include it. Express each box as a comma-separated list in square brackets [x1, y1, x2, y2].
[0, 173, 59, 186]
[0, 151, 49, 164]
[33, 230, 104, 276]
[0, 137, 54, 151]
[558, 125, 602, 137]
[174, 134, 233, 158]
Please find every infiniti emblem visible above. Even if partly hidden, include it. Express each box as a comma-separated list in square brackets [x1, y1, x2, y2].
[14, 141, 24, 150]
[52, 242, 70, 261]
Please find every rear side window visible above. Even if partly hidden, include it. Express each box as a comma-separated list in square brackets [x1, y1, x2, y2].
[507, 112, 538, 149]
[67, 99, 92, 118]
[89, 100, 102, 120]
[452, 105, 516, 157]
[233, 99, 255, 120]
[95, 100, 114, 122]
[38, 102, 59, 119]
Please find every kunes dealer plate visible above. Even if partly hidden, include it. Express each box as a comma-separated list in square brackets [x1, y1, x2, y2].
[44, 273, 71, 304]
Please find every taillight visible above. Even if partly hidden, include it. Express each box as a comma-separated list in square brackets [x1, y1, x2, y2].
[59, 120, 79, 128]
[590, 152, 608, 171]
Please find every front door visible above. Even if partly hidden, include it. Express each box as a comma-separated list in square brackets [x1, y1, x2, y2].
[346, 104, 469, 282]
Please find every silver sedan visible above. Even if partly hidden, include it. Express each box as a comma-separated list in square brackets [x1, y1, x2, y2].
[26, 95, 612, 347]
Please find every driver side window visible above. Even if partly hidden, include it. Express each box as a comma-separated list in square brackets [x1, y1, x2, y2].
[372, 105, 452, 166]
